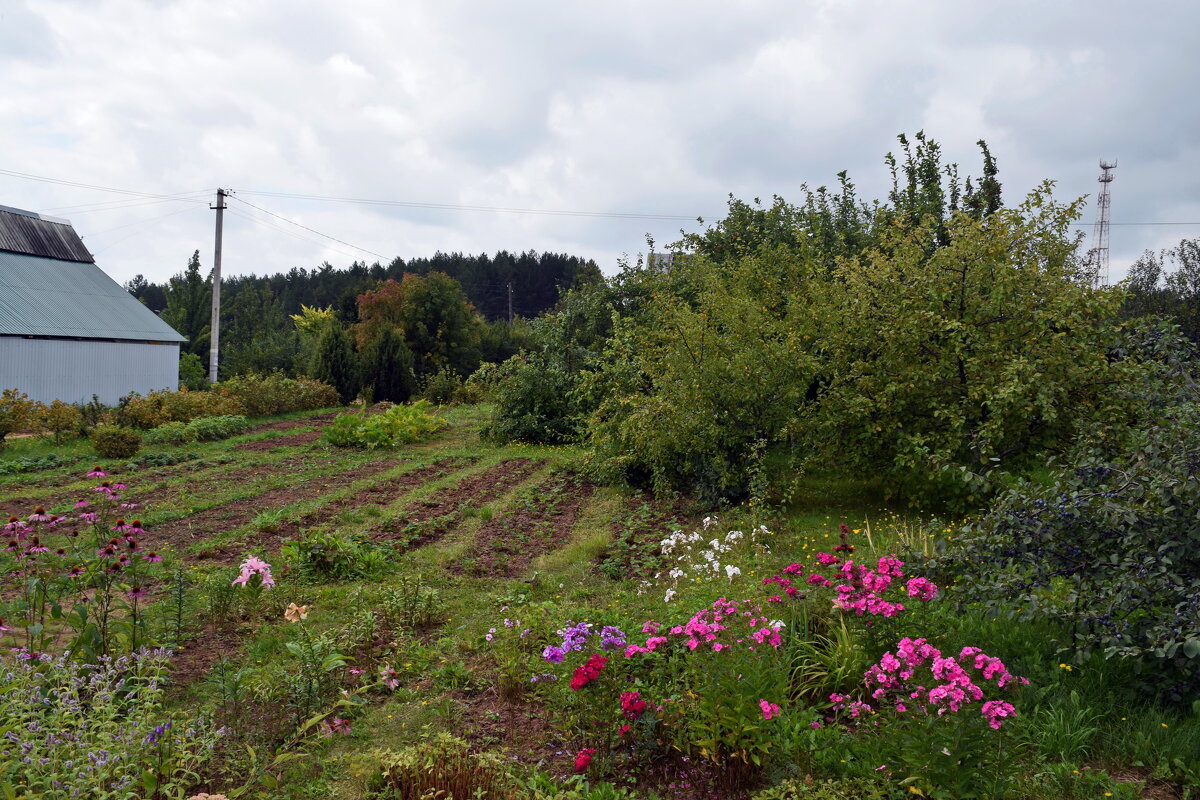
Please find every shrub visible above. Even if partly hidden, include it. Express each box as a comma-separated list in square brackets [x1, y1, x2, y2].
[310, 325, 360, 404]
[142, 420, 193, 445]
[33, 398, 83, 440]
[186, 414, 250, 441]
[0, 388, 35, 449]
[91, 424, 141, 458]
[951, 397, 1200, 699]
[360, 327, 417, 404]
[420, 365, 463, 404]
[483, 353, 584, 444]
[179, 350, 210, 390]
[115, 389, 242, 428]
[322, 401, 448, 449]
[215, 372, 340, 416]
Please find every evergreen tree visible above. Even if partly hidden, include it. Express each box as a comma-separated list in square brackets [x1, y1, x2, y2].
[360, 327, 416, 403]
[160, 251, 212, 357]
[310, 325, 359, 404]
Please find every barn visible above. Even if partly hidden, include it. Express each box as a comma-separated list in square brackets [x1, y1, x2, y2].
[0, 204, 185, 405]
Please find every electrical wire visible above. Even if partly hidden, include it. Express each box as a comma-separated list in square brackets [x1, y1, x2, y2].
[236, 188, 706, 221]
[227, 195, 390, 260]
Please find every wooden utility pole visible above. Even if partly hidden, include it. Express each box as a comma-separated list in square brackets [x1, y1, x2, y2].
[208, 188, 227, 384]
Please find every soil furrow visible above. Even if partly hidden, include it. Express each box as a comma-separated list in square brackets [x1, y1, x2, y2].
[455, 475, 595, 579]
[371, 458, 540, 549]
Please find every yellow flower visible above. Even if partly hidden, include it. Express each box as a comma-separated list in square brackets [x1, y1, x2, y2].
[1161, 723, 1168, 728]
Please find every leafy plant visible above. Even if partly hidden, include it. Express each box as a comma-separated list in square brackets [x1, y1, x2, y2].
[282, 529, 391, 581]
[90, 423, 142, 458]
[322, 400, 448, 449]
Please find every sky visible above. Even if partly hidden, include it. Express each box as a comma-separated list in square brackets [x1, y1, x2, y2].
[1, 0, 1197, 287]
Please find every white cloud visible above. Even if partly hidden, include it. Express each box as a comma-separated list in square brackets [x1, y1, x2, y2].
[0, 0, 1196, 286]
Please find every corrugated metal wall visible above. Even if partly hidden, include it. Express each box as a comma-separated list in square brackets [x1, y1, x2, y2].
[0, 337, 179, 405]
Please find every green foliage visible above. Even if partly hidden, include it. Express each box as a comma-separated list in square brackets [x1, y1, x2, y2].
[310, 323, 360, 404]
[215, 372, 340, 416]
[0, 452, 75, 474]
[32, 398, 84, 440]
[322, 401, 448, 448]
[115, 387, 243, 428]
[160, 249, 212, 357]
[143, 414, 249, 445]
[281, 529, 391, 582]
[0, 649, 219, 799]
[360, 326, 417, 404]
[1121, 238, 1200, 345]
[0, 387, 35, 448]
[950, 395, 1200, 698]
[90, 423, 141, 458]
[178, 350, 209, 390]
[484, 282, 617, 445]
[420, 364, 464, 404]
[355, 271, 483, 380]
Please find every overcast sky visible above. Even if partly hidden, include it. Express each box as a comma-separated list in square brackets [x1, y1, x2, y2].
[1, 0, 1197, 287]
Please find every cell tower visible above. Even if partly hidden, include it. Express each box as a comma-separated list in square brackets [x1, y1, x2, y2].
[1087, 160, 1116, 286]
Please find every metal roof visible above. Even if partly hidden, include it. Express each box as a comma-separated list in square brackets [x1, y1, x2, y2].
[0, 206, 94, 263]
[0, 250, 186, 342]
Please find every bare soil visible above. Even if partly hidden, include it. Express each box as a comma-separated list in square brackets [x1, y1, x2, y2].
[371, 459, 541, 549]
[237, 430, 324, 451]
[456, 474, 595, 579]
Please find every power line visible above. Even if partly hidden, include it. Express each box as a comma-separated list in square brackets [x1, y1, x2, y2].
[228, 195, 390, 260]
[224, 206, 374, 262]
[237, 188, 706, 221]
[0, 167, 211, 203]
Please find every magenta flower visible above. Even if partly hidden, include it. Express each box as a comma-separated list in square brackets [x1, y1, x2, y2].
[127, 586, 146, 600]
[759, 699, 781, 720]
[27, 507, 51, 523]
[87, 467, 107, 478]
[142, 551, 162, 563]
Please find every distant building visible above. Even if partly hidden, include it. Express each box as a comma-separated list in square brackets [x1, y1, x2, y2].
[0, 204, 185, 404]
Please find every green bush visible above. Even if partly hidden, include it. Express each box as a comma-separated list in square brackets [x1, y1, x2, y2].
[420, 365, 464, 404]
[215, 372, 340, 416]
[0, 453, 76, 475]
[0, 388, 35, 449]
[483, 353, 584, 444]
[360, 327, 417, 404]
[116, 389, 242, 428]
[186, 414, 250, 441]
[33, 399, 84, 441]
[142, 420, 193, 445]
[90, 424, 142, 458]
[322, 401, 448, 449]
[179, 351, 210, 390]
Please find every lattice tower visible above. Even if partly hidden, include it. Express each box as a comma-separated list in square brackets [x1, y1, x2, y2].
[1087, 160, 1116, 287]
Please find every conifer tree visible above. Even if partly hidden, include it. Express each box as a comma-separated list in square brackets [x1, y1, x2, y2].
[310, 325, 359, 404]
[360, 327, 416, 403]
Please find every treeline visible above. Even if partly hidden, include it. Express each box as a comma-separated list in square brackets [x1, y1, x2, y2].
[126, 250, 601, 377]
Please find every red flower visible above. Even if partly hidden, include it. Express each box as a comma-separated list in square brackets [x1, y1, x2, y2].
[569, 654, 608, 690]
[574, 748, 596, 773]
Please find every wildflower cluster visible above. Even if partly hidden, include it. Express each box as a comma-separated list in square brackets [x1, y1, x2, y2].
[639, 516, 771, 602]
[835, 637, 1028, 729]
[623, 598, 784, 657]
[542, 621, 627, 664]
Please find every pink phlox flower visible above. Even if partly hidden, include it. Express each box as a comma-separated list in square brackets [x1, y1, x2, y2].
[981, 700, 1016, 729]
[783, 562, 806, 573]
[876, 555, 905, 577]
[759, 699, 781, 720]
[815, 552, 839, 566]
[905, 576, 940, 601]
[641, 620, 660, 634]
